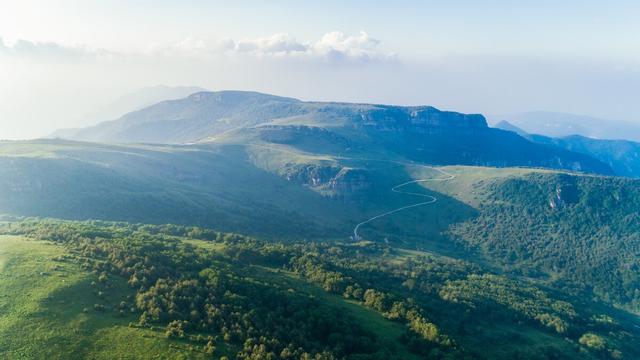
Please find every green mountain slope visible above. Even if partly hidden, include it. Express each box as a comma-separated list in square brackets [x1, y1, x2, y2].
[0, 139, 357, 240]
[0, 235, 211, 359]
[0, 139, 479, 246]
[422, 167, 640, 312]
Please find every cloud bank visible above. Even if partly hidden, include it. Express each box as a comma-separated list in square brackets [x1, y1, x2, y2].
[155, 31, 395, 63]
[0, 37, 113, 61]
[1, 31, 394, 64]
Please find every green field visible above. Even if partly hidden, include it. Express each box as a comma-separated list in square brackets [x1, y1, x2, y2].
[0, 235, 216, 359]
[0, 234, 423, 359]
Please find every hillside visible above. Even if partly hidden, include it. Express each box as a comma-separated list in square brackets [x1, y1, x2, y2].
[0, 139, 483, 247]
[2, 220, 638, 359]
[421, 166, 640, 312]
[0, 139, 359, 240]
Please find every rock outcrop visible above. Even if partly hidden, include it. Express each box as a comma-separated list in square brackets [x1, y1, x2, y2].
[357, 106, 487, 135]
[282, 163, 371, 200]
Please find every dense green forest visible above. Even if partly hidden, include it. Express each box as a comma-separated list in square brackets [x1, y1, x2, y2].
[447, 172, 640, 312]
[1, 219, 638, 359]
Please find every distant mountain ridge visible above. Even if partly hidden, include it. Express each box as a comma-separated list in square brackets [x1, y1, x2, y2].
[496, 120, 640, 178]
[493, 120, 528, 136]
[490, 111, 640, 141]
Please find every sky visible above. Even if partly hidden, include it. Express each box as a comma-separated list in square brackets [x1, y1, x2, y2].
[1, 0, 639, 139]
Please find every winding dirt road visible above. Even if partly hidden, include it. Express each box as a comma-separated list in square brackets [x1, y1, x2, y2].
[247, 143, 455, 240]
[352, 167, 455, 240]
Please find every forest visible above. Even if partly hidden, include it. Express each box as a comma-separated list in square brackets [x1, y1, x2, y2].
[449, 173, 640, 311]
[1, 219, 637, 359]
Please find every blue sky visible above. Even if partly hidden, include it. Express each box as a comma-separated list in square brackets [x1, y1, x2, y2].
[1, 1, 639, 138]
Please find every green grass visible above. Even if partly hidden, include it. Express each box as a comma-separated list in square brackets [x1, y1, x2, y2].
[1, 235, 419, 359]
[412, 165, 558, 207]
[0, 235, 219, 359]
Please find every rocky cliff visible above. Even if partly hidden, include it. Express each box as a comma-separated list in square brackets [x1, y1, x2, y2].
[356, 106, 487, 134]
[281, 163, 371, 200]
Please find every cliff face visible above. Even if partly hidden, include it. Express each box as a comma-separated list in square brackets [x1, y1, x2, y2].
[281, 163, 371, 200]
[283, 164, 341, 187]
[549, 180, 579, 209]
[258, 125, 350, 147]
[328, 168, 371, 195]
[356, 106, 487, 134]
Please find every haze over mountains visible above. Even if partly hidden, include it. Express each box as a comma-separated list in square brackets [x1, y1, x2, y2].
[495, 120, 640, 178]
[490, 111, 640, 141]
[51, 85, 206, 139]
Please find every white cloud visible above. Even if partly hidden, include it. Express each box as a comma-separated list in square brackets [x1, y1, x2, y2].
[156, 31, 394, 63]
[312, 31, 384, 62]
[1, 31, 394, 64]
[0, 37, 112, 61]
[234, 33, 307, 54]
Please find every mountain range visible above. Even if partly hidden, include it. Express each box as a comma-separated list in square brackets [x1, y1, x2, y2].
[54, 90, 613, 175]
[2, 90, 640, 359]
[496, 120, 640, 178]
[489, 111, 640, 141]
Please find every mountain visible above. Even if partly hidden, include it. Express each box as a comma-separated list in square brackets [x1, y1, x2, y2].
[51, 85, 206, 139]
[490, 111, 640, 141]
[57, 90, 614, 175]
[5, 91, 640, 358]
[496, 120, 640, 178]
[493, 120, 528, 136]
[57, 91, 302, 143]
[1, 143, 639, 358]
[528, 135, 640, 178]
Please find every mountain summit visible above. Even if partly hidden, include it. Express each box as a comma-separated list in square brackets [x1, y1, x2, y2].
[59, 90, 488, 144]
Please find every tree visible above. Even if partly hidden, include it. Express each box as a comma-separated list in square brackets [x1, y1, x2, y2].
[579, 333, 605, 351]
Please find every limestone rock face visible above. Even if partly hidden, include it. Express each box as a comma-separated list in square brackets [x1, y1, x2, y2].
[282, 163, 371, 200]
[357, 106, 488, 135]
